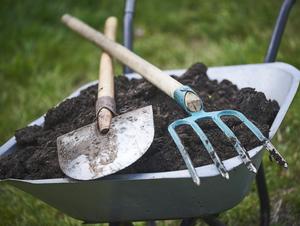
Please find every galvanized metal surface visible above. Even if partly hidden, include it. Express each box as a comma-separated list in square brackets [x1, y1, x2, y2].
[169, 84, 287, 185]
[3, 153, 261, 223]
[57, 106, 154, 180]
[1, 62, 299, 223]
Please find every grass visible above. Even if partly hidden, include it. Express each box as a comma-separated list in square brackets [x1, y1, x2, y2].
[0, 0, 300, 225]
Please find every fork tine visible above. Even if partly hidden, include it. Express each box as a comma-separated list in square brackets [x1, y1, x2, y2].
[230, 111, 288, 168]
[189, 121, 229, 179]
[264, 140, 288, 168]
[168, 124, 201, 185]
[213, 117, 257, 173]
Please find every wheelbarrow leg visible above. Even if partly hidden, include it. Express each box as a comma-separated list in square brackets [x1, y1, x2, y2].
[109, 222, 121, 226]
[180, 218, 197, 226]
[109, 222, 134, 226]
[202, 216, 227, 226]
[146, 221, 156, 226]
[256, 163, 270, 226]
[180, 216, 227, 226]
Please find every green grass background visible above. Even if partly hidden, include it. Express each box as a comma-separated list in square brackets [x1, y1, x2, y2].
[1, 0, 300, 225]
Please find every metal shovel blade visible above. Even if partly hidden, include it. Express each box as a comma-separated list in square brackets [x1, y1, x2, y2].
[57, 106, 154, 180]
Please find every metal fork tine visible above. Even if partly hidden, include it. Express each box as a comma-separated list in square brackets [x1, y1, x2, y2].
[168, 124, 201, 185]
[264, 140, 288, 168]
[189, 121, 229, 179]
[231, 111, 288, 168]
[165, 85, 286, 185]
[213, 117, 257, 173]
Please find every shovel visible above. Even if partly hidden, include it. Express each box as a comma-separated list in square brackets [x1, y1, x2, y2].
[57, 17, 154, 180]
[61, 14, 288, 185]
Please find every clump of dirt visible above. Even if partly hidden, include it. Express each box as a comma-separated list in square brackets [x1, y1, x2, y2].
[0, 63, 279, 179]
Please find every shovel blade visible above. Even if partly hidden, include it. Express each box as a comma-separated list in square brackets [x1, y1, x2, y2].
[57, 106, 154, 180]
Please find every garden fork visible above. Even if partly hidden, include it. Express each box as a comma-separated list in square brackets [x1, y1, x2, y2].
[168, 90, 288, 185]
[62, 14, 288, 186]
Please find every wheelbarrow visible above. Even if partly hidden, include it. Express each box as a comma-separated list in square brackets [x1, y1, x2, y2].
[0, 62, 299, 223]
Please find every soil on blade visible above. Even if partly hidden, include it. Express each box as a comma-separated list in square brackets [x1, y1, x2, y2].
[0, 63, 279, 179]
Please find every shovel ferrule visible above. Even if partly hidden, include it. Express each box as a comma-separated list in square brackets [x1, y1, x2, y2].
[96, 96, 117, 116]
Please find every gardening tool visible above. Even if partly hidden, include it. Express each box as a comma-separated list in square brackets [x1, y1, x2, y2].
[61, 14, 288, 186]
[56, 17, 154, 180]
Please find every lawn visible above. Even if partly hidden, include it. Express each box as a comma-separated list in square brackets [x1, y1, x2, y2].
[0, 0, 300, 225]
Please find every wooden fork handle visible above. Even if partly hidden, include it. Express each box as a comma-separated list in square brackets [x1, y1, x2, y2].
[62, 14, 201, 112]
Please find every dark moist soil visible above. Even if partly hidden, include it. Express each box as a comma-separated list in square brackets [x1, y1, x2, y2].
[0, 63, 279, 180]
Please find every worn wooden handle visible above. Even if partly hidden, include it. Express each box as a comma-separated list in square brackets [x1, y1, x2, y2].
[98, 17, 117, 98]
[97, 17, 117, 134]
[62, 14, 201, 112]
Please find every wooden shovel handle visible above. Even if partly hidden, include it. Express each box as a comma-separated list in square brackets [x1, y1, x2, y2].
[97, 17, 117, 134]
[98, 17, 117, 97]
[62, 14, 201, 112]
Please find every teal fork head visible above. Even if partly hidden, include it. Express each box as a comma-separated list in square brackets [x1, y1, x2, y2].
[168, 86, 288, 186]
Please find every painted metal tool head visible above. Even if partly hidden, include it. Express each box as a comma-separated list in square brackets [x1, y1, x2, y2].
[57, 106, 154, 180]
[168, 86, 288, 186]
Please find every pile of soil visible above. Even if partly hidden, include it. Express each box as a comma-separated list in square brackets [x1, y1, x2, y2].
[0, 63, 279, 180]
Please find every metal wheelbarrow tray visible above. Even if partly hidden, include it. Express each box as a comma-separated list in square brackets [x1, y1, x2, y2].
[0, 62, 299, 223]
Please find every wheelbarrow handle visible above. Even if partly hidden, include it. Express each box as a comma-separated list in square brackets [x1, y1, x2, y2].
[62, 14, 201, 112]
[97, 17, 118, 134]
